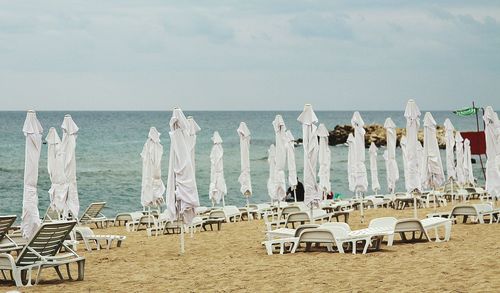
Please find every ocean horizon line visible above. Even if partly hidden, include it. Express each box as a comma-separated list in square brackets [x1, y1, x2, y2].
[0, 109, 461, 113]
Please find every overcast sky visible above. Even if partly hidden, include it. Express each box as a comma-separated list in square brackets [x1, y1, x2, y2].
[1, 1, 499, 111]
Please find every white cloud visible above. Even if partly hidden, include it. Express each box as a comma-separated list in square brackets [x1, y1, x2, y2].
[0, 1, 499, 110]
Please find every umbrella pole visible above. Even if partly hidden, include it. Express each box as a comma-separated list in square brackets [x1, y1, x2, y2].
[359, 191, 365, 224]
[432, 176, 437, 213]
[309, 203, 313, 224]
[413, 190, 418, 218]
[246, 197, 251, 221]
[293, 188, 297, 203]
[277, 199, 281, 228]
[222, 196, 225, 207]
[179, 218, 185, 255]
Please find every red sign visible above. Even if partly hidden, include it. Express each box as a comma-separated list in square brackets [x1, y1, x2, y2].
[460, 131, 486, 155]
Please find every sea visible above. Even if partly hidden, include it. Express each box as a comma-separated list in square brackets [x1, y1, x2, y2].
[0, 111, 484, 218]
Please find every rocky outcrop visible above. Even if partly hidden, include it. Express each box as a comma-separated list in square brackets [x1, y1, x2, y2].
[328, 124, 447, 149]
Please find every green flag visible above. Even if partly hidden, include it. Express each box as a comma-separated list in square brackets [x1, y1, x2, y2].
[453, 107, 477, 117]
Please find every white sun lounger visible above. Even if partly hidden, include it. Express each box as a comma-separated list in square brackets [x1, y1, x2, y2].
[0, 221, 84, 286]
[79, 202, 113, 228]
[74, 226, 126, 251]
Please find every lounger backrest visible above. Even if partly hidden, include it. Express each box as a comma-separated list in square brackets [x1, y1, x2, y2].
[311, 209, 327, 218]
[394, 219, 425, 233]
[194, 206, 209, 214]
[43, 206, 60, 222]
[16, 221, 77, 267]
[75, 226, 94, 238]
[281, 206, 300, 216]
[223, 206, 241, 217]
[139, 215, 156, 225]
[451, 205, 478, 217]
[256, 203, 271, 210]
[294, 224, 320, 237]
[209, 210, 226, 219]
[323, 226, 349, 239]
[298, 228, 335, 243]
[369, 217, 397, 229]
[0, 215, 17, 241]
[320, 222, 351, 232]
[475, 187, 486, 193]
[80, 202, 106, 221]
[285, 212, 310, 226]
[474, 203, 492, 213]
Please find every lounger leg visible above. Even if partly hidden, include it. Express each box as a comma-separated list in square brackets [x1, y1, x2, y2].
[362, 239, 370, 254]
[264, 242, 273, 255]
[77, 259, 85, 281]
[444, 222, 451, 241]
[433, 227, 441, 242]
[337, 241, 345, 253]
[387, 234, 394, 246]
[54, 266, 64, 280]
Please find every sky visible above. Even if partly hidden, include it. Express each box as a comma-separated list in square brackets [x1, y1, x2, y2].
[0, 0, 499, 111]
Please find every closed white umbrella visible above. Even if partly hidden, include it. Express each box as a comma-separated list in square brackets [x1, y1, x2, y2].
[369, 143, 381, 194]
[165, 108, 200, 254]
[209, 131, 227, 206]
[404, 99, 422, 218]
[455, 132, 466, 186]
[61, 114, 79, 219]
[186, 116, 201, 177]
[483, 106, 500, 200]
[21, 110, 43, 239]
[423, 112, 445, 211]
[384, 118, 399, 193]
[237, 122, 252, 197]
[46, 127, 67, 215]
[272, 115, 287, 202]
[463, 139, 474, 186]
[317, 123, 331, 196]
[267, 144, 277, 202]
[422, 112, 445, 190]
[285, 130, 298, 201]
[297, 104, 321, 210]
[444, 119, 456, 180]
[351, 111, 368, 222]
[347, 133, 355, 193]
[140, 127, 165, 208]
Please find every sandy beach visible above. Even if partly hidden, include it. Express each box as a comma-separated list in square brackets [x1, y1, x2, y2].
[2, 201, 497, 292]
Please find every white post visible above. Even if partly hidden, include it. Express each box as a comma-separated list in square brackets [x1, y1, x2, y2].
[180, 218, 185, 255]
[359, 191, 365, 223]
[276, 199, 281, 228]
[246, 197, 251, 221]
[309, 204, 313, 224]
[222, 196, 225, 207]
[413, 190, 418, 218]
[450, 178, 454, 205]
[293, 188, 297, 203]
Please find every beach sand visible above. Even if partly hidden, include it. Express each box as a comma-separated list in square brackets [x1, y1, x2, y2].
[4, 201, 500, 292]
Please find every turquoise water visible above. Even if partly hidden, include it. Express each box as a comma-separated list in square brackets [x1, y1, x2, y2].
[0, 111, 483, 217]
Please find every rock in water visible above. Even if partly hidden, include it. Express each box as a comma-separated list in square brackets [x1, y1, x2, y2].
[328, 124, 447, 149]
